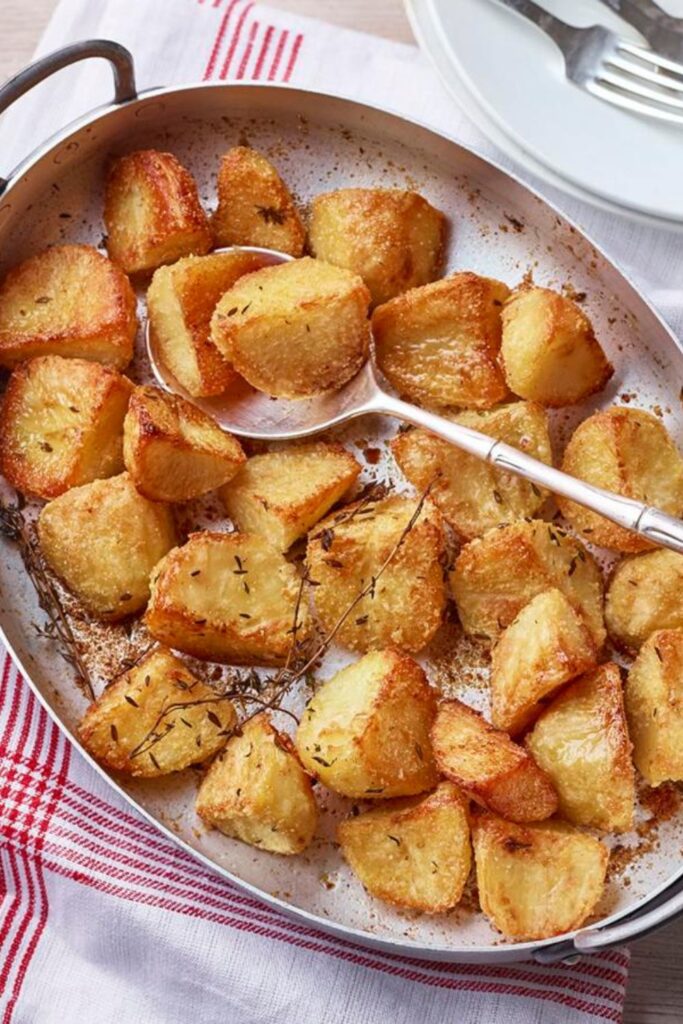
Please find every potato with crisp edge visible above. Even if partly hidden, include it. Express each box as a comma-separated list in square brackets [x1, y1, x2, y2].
[220, 442, 361, 551]
[558, 407, 683, 553]
[491, 588, 598, 736]
[606, 550, 683, 652]
[78, 646, 235, 777]
[526, 663, 635, 832]
[123, 386, 245, 502]
[0, 244, 136, 370]
[338, 782, 471, 912]
[625, 629, 683, 786]
[500, 286, 613, 406]
[308, 187, 445, 307]
[431, 699, 558, 822]
[0, 355, 133, 500]
[38, 472, 176, 620]
[210, 257, 371, 398]
[296, 649, 438, 799]
[472, 811, 608, 941]
[145, 530, 309, 665]
[212, 147, 305, 257]
[392, 402, 551, 540]
[196, 713, 317, 855]
[373, 272, 510, 409]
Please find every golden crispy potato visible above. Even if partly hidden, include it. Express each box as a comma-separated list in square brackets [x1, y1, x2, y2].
[338, 782, 471, 912]
[472, 811, 608, 941]
[38, 472, 176, 620]
[558, 407, 683, 554]
[123, 386, 245, 502]
[431, 700, 558, 822]
[500, 286, 613, 406]
[105, 150, 212, 274]
[147, 251, 267, 397]
[145, 530, 309, 665]
[210, 257, 370, 398]
[296, 649, 438, 799]
[0, 355, 133, 500]
[491, 589, 598, 735]
[0, 244, 136, 370]
[450, 519, 605, 646]
[526, 663, 635, 832]
[306, 495, 446, 654]
[78, 646, 235, 777]
[221, 442, 360, 551]
[373, 272, 510, 409]
[308, 188, 445, 307]
[392, 402, 551, 540]
[606, 550, 683, 652]
[625, 629, 683, 786]
[196, 713, 317, 855]
[212, 147, 305, 257]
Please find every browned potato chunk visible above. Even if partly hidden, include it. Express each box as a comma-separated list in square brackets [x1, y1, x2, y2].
[500, 287, 613, 406]
[210, 257, 370, 398]
[373, 272, 510, 409]
[296, 649, 438, 799]
[473, 812, 608, 941]
[625, 629, 683, 786]
[145, 530, 308, 665]
[0, 244, 136, 370]
[558, 407, 683, 553]
[526, 664, 635, 832]
[221, 442, 360, 551]
[105, 150, 212, 274]
[38, 472, 176, 620]
[78, 646, 235, 777]
[212, 147, 305, 257]
[338, 782, 471, 912]
[450, 519, 605, 646]
[392, 402, 551, 540]
[491, 589, 598, 735]
[0, 355, 133, 499]
[123, 386, 245, 502]
[147, 251, 267, 397]
[431, 700, 557, 822]
[308, 188, 445, 306]
[196, 713, 317, 854]
[306, 495, 446, 654]
[606, 550, 683, 652]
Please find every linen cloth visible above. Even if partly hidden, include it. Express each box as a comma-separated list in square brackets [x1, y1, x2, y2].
[2, 0, 671, 1019]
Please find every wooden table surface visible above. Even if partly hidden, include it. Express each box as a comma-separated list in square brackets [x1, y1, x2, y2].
[1, 2, 681, 1020]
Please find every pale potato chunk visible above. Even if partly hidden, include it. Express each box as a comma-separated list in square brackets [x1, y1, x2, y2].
[212, 147, 305, 256]
[196, 713, 317, 855]
[392, 402, 551, 540]
[145, 530, 309, 665]
[105, 150, 212, 274]
[0, 355, 133, 500]
[308, 188, 445, 306]
[500, 286, 613, 406]
[296, 649, 438, 799]
[78, 646, 235, 777]
[38, 472, 176, 620]
[221, 442, 361, 551]
[450, 519, 605, 646]
[123, 386, 245, 502]
[473, 812, 608, 941]
[210, 257, 370, 398]
[0, 244, 136, 370]
[526, 663, 635, 832]
[625, 629, 683, 786]
[306, 495, 446, 654]
[338, 782, 471, 912]
[431, 700, 557, 822]
[558, 407, 683, 553]
[491, 589, 598, 735]
[606, 550, 683, 652]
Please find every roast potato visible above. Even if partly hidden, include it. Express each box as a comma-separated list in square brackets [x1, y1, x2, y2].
[606, 550, 683, 652]
[625, 628, 683, 786]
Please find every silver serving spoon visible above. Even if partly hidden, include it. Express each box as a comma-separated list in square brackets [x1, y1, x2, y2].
[146, 246, 683, 555]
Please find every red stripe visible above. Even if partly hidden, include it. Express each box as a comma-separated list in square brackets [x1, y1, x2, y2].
[219, 2, 254, 80]
[0, 657, 19, 746]
[202, 0, 242, 80]
[268, 29, 289, 81]
[236, 19, 259, 80]
[282, 32, 304, 83]
[252, 25, 275, 80]
[1, 850, 36, 1024]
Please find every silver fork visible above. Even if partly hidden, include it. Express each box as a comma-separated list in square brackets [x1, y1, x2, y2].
[598, 0, 683, 62]
[493, 0, 683, 127]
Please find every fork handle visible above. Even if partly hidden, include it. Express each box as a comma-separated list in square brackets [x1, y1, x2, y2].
[490, 0, 573, 46]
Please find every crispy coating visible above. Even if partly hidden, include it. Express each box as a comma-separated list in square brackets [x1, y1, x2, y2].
[606, 549, 683, 652]
[626, 628, 683, 786]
